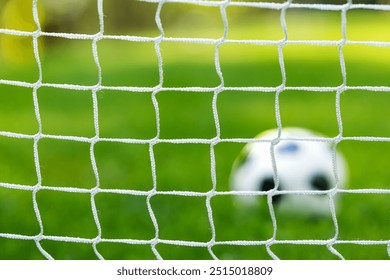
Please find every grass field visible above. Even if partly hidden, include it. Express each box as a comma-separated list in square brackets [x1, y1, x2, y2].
[0, 7, 390, 260]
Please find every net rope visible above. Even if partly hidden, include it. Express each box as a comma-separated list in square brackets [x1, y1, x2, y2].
[0, 0, 389, 260]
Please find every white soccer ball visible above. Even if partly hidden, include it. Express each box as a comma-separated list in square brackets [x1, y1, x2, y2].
[387, 244, 390, 258]
[230, 127, 348, 216]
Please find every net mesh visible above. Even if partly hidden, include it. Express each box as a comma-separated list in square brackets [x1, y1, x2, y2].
[0, 0, 389, 260]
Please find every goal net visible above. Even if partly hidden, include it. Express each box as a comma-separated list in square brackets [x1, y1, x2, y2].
[0, 0, 389, 260]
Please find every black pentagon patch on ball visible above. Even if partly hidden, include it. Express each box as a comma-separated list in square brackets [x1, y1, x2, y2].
[259, 176, 282, 204]
[310, 174, 330, 191]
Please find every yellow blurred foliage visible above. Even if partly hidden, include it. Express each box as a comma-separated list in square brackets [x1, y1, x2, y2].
[0, 0, 45, 65]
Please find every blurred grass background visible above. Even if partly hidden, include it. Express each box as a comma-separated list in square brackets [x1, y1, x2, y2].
[0, 0, 389, 260]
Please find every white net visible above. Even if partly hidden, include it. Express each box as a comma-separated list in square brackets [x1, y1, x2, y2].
[0, 0, 389, 260]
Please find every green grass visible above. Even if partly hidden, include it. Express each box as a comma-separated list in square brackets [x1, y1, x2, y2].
[0, 11, 390, 260]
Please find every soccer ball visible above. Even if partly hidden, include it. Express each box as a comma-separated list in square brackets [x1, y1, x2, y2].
[230, 127, 348, 216]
